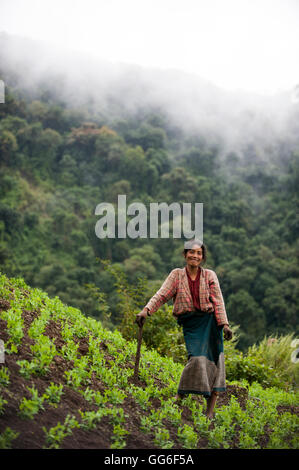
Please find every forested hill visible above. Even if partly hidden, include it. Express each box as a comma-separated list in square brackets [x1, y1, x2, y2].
[0, 32, 298, 351]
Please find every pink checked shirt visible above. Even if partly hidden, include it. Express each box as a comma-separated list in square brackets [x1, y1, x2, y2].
[145, 267, 229, 326]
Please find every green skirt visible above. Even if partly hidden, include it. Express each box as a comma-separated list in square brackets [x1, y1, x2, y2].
[177, 311, 226, 397]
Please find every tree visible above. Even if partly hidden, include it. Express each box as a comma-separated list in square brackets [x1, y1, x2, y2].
[0, 130, 18, 165]
[226, 289, 266, 350]
[178, 146, 218, 177]
[124, 123, 167, 151]
[122, 245, 164, 282]
[118, 146, 148, 191]
[160, 167, 199, 201]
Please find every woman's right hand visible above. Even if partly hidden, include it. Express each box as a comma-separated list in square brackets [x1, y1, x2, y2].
[135, 309, 148, 327]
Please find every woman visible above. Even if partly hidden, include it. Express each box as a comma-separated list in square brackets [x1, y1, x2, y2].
[135, 239, 232, 419]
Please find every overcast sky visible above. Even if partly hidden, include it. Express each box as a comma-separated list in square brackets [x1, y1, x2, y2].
[1, 0, 299, 95]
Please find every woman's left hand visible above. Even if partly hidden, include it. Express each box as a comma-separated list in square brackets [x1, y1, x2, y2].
[223, 325, 233, 341]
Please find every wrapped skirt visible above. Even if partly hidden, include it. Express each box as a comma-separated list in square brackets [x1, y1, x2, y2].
[177, 311, 226, 397]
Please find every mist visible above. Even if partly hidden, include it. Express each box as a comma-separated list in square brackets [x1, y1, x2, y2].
[0, 31, 298, 161]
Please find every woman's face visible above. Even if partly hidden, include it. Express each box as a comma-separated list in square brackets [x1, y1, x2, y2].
[184, 244, 203, 268]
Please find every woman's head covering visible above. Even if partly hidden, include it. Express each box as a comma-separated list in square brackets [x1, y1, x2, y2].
[184, 239, 203, 250]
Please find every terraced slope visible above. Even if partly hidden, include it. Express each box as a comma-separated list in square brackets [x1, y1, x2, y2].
[0, 273, 298, 449]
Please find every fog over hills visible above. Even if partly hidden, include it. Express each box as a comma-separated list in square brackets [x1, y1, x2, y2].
[0, 31, 298, 159]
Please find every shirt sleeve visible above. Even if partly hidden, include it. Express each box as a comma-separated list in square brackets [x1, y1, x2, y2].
[145, 269, 178, 315]
[208, 271, 229, 326]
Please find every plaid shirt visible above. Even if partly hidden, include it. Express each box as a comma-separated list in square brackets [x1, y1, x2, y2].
[145, 267, 229, 326]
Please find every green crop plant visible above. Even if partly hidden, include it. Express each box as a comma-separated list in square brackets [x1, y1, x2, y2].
[144, 382, 165, 400]
[61, 340, 79, 361]
[87, 336, 105, 363]
[249, 381, 299, 407]
[71, 319, 89, 339]
[0, 306, 24, 353]
[18, 386, 45, 419]
[0, 394, 8, 414]
[95, 367, 118, 388]
[79, 408, 109, 431]
[60, 321, 74, 342]
[16, 359, 37, 379]
[177, 424, 198, 449]
[28, 311, 50, 339]
[207, 425, 230, 449]
[0, 427, 19, 449]
[30, 335, 57, 375]
[140, 415, 155, 434]
[104, 388, 127, 405]
[93, 390, 109, 407]
[97, 363, 130, 389]
[191, 406, 210, 438]
[129, 385, 150, 410]
[267, 412, 299, 449]
[0, 366, 10, 387]
[154, 427, 174, 449]
[158, 398, 182, 427]
[147, 409, 164, 430]
[78, 386, 96, 403]
[110, 424, 129, 449]
[43, 414, 79, 449]
[43, 382, 64, 406]
[138, 364, 154, 385]
[238, 431, 259, 449]
[64, 356, 92, 389]
[78, 388, 108, 408]
[107, 406, 127, 426]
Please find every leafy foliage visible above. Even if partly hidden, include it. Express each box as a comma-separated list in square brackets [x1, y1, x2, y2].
[0, 271, 298, 449]
[0, 78, 298, 350]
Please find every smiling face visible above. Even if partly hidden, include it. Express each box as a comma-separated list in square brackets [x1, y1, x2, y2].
[184, 244, 203, 268]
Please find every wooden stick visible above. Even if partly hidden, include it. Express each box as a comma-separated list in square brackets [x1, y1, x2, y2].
[133, 323, 143, 380]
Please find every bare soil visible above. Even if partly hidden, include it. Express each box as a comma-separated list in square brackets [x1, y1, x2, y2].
[0, 301, 297, 449]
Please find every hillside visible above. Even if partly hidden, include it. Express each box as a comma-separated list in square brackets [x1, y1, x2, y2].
[0, 272, 298, 449]
[0, 34, 299, 352]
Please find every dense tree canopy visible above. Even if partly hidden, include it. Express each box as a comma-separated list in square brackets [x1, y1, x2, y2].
[0, 70, 298, 351]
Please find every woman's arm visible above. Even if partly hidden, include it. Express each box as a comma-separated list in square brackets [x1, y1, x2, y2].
[135, 270, 178, 326]
[208, 270, 228, 324]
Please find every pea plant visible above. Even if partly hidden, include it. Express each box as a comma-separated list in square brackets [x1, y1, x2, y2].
[0, 366, 10, 387]
[16, 359, 37, 379]
[30, 335, 57, 375]
[43, 414, 79, 449]
[0, 394, 8, 415]
[129, 385, 150, 410]
[110, 424, 129, 449]
[0, 427, 19, 449]
[64, 356, 92, 389]
[61, 340, 79, 362]
[154, 427, 174, 449]
[18, 386, 45, 419]
[43, 382, 64, 407]
[27, 310, 50, 339]
[267, 412, 299, 449]
[0, 306, 24, 353]
[177, 424, 198, 449]
[79, 408, 109, 431]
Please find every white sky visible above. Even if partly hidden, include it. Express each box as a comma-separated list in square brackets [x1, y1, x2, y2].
[1, 0, 299, 95]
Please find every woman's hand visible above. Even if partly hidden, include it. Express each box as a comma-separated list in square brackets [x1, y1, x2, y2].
[223, 324, 233, 341]
[135, 309, 148, 327]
